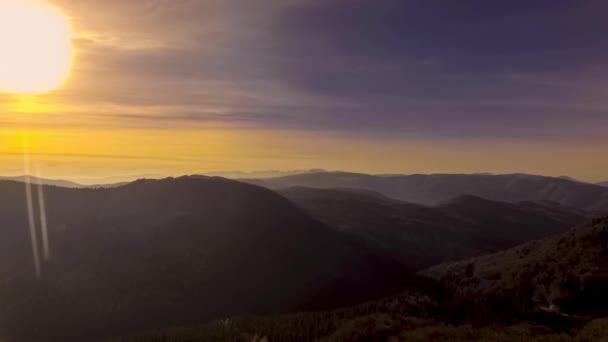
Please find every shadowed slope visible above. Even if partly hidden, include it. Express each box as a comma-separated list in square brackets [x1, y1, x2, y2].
[110, 218, 608, 342]
[423, 217, 608, 319]
[280, 187, 585, 269]
[0, 177, 414, 341]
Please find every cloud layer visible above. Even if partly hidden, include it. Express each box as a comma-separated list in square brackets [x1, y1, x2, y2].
[1, 0, 608, 181]
[0, 0, 605, 138]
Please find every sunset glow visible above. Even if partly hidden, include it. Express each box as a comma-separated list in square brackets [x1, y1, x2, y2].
[0, 0, 606, 183]
[0, 0, 73, 94]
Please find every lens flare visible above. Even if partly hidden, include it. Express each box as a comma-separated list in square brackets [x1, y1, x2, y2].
[22, 135, 42, 278]
[35, 164, 50, 261]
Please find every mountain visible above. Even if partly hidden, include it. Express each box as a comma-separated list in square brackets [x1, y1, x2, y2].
[204, 169, 327, 179]
[247, 172, 608, 212]
[112, 217, 608, 341]
[423, 216, 608, 320]
[0, 177, 416, 341]
[0, 175, 85, 188]
[279, 187, 585, 269]
[597, 181, 608, 187]
[72, 174, 165, 185]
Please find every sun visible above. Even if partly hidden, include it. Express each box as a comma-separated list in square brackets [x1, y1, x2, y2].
[0, 0, 73, 94]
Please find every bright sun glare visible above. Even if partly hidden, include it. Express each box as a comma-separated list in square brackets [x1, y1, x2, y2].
[0, 0, 73, 94]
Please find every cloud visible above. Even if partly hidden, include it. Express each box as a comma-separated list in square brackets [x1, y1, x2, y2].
[259, 0, 608, 136]
[11, 0, 603, 140]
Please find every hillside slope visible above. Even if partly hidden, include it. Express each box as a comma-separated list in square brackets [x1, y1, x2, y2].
[423, 217, 608, 319]
[0, 177, 415, 341]
[280, 187, 585, 269]
[107, 215, 608, 342]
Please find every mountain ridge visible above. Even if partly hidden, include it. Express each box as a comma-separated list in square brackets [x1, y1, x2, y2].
[0, 175, 85, 188]
[279, 187, 586, 269]
[247, 172, 608, 212]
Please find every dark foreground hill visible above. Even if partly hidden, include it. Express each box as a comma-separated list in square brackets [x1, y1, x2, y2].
[423, 217, 608, 320]
[111, 310, 608, 342]
[111, 218, 608, 342]
[246, 172, 608, 212]
[279, 187, 585, 269]
[0, 177, 418, 341]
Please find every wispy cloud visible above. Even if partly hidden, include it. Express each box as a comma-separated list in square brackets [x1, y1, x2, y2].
[20, 0, 605, 138]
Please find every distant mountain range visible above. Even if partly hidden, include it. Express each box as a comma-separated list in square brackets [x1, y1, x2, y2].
[0, 175, 85, 188]
[0, 177, 415, 341]
[4, 171, 607, 204]
[202, 169, 327, 179]
[0, 175, 128, 189]
[280, 187, 585, 269]
[246, 172, 608, 213]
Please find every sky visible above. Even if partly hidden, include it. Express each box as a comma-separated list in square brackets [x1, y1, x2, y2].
[1, 0, 608, 183]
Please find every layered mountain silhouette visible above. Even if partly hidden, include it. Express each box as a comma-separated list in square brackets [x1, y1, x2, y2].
[1, 173, 604, 341]
[279, 187, 585, 269]
[0, 177, 416, 341]
[247, 172, 608, 212]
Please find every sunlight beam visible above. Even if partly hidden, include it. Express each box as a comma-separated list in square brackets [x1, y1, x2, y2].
[22, 135, 41, 278]
[35, 164, 50, 261]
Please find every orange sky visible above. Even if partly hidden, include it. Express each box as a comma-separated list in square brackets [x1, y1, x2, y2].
[1, 127, 607, 183]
